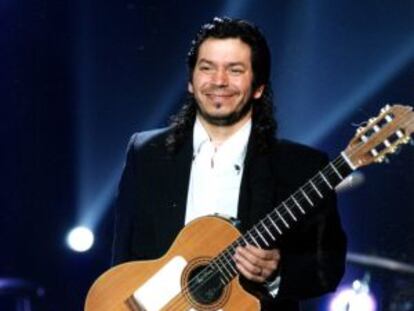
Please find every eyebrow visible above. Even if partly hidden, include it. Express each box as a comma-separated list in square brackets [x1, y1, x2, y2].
[197, 58, 247, 67]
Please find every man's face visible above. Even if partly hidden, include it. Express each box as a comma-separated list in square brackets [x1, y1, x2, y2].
[188, 38, 264, 126]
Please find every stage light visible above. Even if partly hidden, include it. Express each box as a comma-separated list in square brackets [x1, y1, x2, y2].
[66, 226, 94, 252]
[329, 274, 377, 311]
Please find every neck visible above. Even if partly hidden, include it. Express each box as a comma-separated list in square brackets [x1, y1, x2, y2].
[197, 112, 252, 145]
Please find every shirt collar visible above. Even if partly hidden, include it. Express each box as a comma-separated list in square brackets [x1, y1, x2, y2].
[193, 117, 211, 155]
[193, 116, 252, 166]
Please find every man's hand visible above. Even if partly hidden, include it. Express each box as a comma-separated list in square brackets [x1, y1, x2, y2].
[233, 245, 281, 283]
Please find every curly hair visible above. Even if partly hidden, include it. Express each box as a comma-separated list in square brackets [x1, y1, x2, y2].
[166, 17, 277, 153]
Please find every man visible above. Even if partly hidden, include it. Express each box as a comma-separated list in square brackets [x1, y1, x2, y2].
[112, 17, 347, 310]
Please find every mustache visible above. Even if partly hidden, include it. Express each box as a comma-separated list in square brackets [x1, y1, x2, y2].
[201, 85, 238, 96]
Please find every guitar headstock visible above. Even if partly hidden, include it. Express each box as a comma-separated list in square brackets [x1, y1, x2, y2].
[344, 104, 414, 169]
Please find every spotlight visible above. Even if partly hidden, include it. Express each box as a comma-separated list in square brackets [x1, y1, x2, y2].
[329, 274, 377, 311]
[66, 226, 94, 252]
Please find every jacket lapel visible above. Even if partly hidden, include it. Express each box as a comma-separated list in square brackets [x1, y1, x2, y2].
[237, 135, 277, 232]
[164, 133, 194, 236]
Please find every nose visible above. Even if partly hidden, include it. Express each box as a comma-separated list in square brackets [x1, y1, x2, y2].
[212, 69, 229, 86]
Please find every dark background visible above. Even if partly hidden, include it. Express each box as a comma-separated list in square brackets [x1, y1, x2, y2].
[1, 0, 413, 310]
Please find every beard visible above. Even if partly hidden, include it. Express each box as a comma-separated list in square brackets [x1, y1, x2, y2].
[194, 96, 254, 127]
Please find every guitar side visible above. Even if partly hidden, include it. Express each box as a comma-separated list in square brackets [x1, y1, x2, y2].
[84, 216, 260, 311]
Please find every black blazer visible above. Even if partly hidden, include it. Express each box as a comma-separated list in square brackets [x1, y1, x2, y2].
[112, 127, 347, 310]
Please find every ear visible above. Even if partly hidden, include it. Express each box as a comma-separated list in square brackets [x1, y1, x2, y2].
[188, 81, 194, 94]
[253, 85, 265, 99]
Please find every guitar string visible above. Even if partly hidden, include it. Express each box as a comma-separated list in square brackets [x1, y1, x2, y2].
[210, 156, 346, 272]
[167, 155, 348, 311]
[219, 158, 346, 272]
[160, 109, 414, 311]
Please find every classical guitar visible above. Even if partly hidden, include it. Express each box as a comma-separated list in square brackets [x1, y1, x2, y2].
[85, 104, 414, 311]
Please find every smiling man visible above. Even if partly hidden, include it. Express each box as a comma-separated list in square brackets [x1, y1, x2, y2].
[189, 37, 263, 130]
[112, 17, 347, 310]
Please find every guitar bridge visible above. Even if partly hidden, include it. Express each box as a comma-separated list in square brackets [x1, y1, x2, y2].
[125, 295, 146, 311]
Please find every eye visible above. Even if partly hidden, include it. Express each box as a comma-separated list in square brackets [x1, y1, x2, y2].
[199, 65, 212, 72]
[230, 67, 244, 74]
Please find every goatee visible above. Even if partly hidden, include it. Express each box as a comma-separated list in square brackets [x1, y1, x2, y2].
[196, 99, 254, 126]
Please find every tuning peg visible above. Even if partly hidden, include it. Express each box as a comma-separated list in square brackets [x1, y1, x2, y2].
[381, 105, 390, 113]
[368, 118, 376, 124]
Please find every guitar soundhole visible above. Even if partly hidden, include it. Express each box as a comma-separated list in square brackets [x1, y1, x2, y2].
[182, 258, 230, 309]
[188, 264, 224, 305]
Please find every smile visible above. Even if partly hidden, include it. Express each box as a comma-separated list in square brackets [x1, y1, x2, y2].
[205, 93, 235, 99]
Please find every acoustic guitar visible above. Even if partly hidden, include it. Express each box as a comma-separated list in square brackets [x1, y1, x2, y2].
[85, 104, 414, 311]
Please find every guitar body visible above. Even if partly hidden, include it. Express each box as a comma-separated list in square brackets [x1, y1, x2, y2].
[85, 216, 260, 311]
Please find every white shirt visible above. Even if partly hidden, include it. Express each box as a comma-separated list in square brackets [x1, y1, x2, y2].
[184, 117, 251, 224]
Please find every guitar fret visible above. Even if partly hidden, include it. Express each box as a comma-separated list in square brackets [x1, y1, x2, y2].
[330, 162, 344, 180]
[247, 231, 260, 247]
[300, 188, 314, 206]
[292, 196, 305, 214]
[232, 239, 244, 252]
[267, 214, 283, 233]
[319, 171, 333, 189]
[240, 236, 249, 247]
[283, 202, 297, 221]
[227, 244, 237, 259]
[310, 180, 323, 198]
[261, 220, 276, 241]
[254, 226, 269, 246]
[275, 210, 289, 228]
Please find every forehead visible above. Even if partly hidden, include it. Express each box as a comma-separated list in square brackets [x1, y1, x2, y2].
[197, 38, 252, 66]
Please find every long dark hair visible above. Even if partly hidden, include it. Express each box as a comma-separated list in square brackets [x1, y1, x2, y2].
[166, 17, 277, 153]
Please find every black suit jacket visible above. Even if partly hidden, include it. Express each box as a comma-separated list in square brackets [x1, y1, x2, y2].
[112, 127, 347, 310]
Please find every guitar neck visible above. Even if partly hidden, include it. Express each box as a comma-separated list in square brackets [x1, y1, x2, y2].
[210, 152, 354, 283]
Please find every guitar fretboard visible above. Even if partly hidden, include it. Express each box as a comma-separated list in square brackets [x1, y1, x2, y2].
[209, 152, 354, 285]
